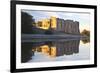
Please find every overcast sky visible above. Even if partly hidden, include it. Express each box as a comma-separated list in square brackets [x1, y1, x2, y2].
[22, 10, 90, 32]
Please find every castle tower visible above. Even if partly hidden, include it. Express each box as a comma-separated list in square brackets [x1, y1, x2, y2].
[50, 16, 57, 30]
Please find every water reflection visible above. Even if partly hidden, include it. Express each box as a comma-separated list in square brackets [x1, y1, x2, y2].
[21, 40, 81, 63]
[21, 42, 33, 63]
[81, 38, 90, 44]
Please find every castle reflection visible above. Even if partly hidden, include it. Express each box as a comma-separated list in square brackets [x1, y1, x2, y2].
[21, 40, 80, 63]
[32, 40, 80, 58]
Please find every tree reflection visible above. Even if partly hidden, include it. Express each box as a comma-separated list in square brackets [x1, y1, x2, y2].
[81, 39, 90, 44]
[21, 42, 33, 63]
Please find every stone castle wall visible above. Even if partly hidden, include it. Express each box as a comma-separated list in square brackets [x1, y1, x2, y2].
[56, 19, 80, 34]
[36, 17, 80, 34]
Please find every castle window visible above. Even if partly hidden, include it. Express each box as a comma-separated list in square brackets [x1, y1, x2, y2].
[38, 22, 42, 27]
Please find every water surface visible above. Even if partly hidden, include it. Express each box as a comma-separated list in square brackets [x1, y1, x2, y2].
[21, 39, 90, 63]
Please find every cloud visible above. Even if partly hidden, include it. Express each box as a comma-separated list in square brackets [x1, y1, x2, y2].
[43, 11, 59, 17]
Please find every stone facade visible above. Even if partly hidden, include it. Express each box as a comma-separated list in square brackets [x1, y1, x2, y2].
[50, 16, 56, 29]
[35, 17, 80, 34]
[36, 19, 50, 30]
[63, 20, 80, 34]
[55, 18, 80, 34]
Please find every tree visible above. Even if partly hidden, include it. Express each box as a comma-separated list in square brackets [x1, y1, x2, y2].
[81, 29, 90, 37]
[21, 12, 35, 34]
[81, 39, 90, 44]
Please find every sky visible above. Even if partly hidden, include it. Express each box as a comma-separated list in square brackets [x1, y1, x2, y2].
[22, 10, 90, 32]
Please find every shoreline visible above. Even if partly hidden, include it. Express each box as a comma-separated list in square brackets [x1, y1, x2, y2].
[21, 34, 89, 40]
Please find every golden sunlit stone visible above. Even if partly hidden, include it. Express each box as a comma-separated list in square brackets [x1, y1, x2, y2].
[35, 45, 57, 58]
[50, 16, 57, 29]
[36, 19, 50, 29]
[40, 45, 50, 55]
[50, 47, 56, 58]
[35, 16, 57, 30]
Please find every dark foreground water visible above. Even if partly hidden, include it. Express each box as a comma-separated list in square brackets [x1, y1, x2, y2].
[21, 39, 90, 63]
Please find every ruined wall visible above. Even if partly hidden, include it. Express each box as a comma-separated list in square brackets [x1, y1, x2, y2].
[56, 19, 80, 34]
[35, 17, 80, 35]
[36, 19, 50, 29]
[50, 17, 57, 29]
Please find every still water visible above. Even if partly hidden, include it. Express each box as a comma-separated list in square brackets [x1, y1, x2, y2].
[21, 39, 90, 63]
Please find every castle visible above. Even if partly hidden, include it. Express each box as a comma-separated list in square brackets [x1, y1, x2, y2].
[35, 16, 80, 34]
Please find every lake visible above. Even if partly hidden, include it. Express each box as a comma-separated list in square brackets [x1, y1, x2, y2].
[21, 39, 90, 63]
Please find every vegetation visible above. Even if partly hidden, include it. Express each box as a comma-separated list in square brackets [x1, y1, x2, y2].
[81, 39, 90, 44]
[81, 29, 90, 37]
[81, 29, 90, 44]
[21, 12, 34, 34]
